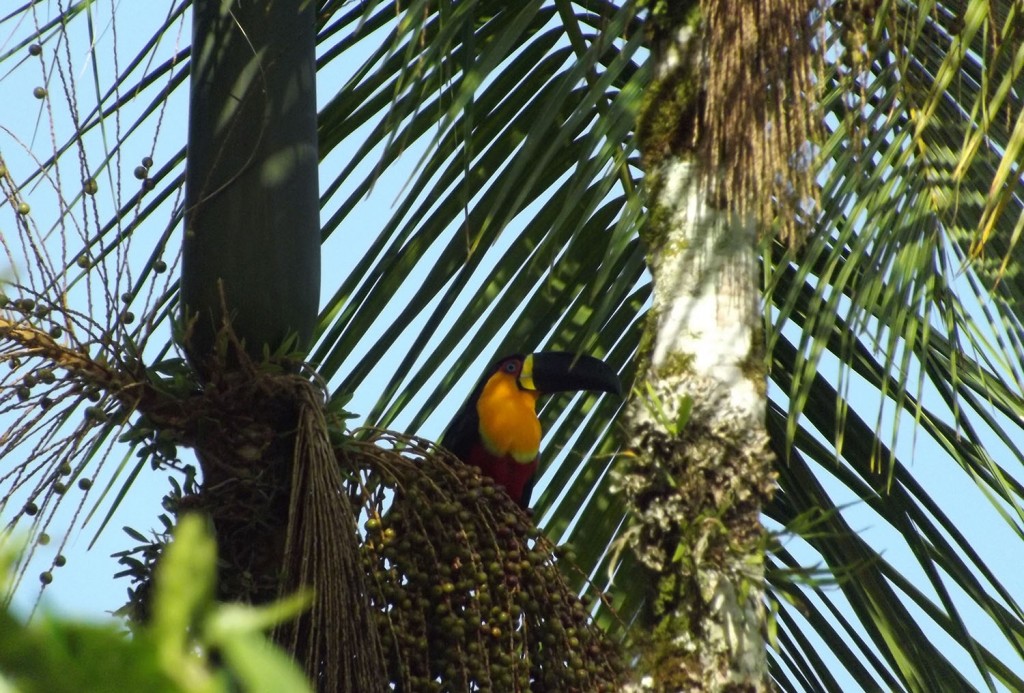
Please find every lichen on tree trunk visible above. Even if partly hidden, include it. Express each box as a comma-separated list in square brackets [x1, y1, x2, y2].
[621, 7, 776, 691]
[622, 158, 775, 692]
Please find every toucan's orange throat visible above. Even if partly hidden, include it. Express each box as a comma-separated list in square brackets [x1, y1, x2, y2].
[476, 372, 541, 463]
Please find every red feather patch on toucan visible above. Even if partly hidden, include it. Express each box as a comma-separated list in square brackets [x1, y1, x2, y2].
[465, 443, 538, 511]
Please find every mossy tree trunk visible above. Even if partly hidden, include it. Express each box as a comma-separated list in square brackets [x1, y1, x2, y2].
[620, 7, 776, 691]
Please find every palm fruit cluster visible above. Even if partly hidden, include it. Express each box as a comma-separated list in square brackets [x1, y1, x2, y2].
[347, 431, 623, 692]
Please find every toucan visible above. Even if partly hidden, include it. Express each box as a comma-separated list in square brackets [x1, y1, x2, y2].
[441, 352, 622, 508]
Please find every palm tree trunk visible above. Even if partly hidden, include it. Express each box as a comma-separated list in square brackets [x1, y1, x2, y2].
[183, 0, 320, 366]
[179, 0, 321, 606]
[622, 14, 776, 692]
[177, 4, 390, 690]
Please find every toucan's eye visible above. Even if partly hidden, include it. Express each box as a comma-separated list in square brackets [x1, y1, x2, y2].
[503, 360, 519, 374]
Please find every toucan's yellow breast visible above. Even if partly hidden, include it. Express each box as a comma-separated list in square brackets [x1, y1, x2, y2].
[477, 372, 541, 463]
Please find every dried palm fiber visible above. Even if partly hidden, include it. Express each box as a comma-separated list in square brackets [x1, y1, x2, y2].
[701, 0, 822, 242]
[276, 382, 387, 691]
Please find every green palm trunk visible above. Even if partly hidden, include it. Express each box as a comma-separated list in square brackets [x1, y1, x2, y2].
[178, 2, 383, 689]
[180, 0, 321, 603]
[183, 0, 320, 366]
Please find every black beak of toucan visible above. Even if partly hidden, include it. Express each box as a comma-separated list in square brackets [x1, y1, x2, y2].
[518, 351, 622, 397]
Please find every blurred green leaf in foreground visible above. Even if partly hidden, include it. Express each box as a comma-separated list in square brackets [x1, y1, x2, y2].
[0, 515, 312, 693]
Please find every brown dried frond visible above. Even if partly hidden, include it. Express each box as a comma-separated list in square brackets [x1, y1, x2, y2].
[701, 0, 822, 243]
[134, 321, 390, 691]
